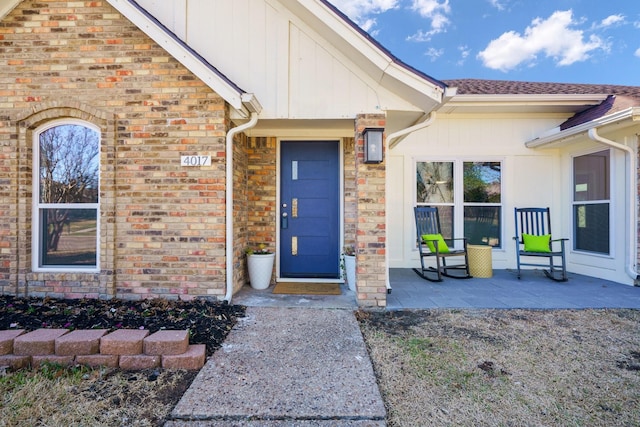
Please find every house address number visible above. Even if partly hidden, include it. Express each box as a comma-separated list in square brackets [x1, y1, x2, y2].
[181, 155, 211, 167]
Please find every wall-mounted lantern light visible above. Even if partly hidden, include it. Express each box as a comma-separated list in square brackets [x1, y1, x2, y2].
[363, 128, 384, 164]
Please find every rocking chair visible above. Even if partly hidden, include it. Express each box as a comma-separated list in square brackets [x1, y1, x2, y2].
[413, 206, 472, 282]
[514, 207, 568, 282]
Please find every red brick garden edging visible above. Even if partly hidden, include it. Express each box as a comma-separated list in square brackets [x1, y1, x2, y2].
[0, 328, 205, 371]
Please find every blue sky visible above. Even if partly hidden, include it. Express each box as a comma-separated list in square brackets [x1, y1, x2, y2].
[330, 0, 640, 86]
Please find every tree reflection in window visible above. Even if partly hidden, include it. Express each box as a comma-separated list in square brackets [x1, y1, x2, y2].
[416, 161, 453, 204]
[463, 162, 501, 247]
[37, 123, 99, 268]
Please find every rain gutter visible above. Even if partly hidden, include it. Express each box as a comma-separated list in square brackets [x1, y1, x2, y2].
[387, 111, 437, 149]
[224, 99, 261, 303]
[526, 108, 638, 148]
[587, 128, 639, 282]
[384, 111, 438, 293]
[525, 108, 639, 283]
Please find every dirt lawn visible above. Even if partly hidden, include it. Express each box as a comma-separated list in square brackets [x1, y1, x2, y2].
[1, 296, 639, 425]
[358, 308, 640, 426]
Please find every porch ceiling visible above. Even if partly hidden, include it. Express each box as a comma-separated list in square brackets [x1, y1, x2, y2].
[241, 111, 432, 138]
[244, 119, 355, 138]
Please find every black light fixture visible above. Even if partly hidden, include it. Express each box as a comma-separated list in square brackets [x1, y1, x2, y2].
[363, 128, 384, 164]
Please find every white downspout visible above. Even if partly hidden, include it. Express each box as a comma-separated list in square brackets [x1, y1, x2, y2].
[224, 112, 259, 303]
[384, 112, 437, 293]
[587, 128, 639, 282]
[388, 111, 436, 149]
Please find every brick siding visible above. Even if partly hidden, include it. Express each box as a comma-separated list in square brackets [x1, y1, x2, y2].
[0, 1, 230, 299]
[354, 114, 387, 307]
[0, 1, 390, 305]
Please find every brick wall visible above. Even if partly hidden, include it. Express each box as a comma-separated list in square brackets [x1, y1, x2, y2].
[246, 137, 277, 252]
[354, 115, 387, 307]
[232, 131, 249, 293]
[246, 136, 277, 284]
[0, 1, 391, 305]
[0, 1, 230, 299]
[343, 137, 357, 250]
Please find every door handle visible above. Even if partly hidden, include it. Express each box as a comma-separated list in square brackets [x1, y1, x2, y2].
[281, 212, 288, 229]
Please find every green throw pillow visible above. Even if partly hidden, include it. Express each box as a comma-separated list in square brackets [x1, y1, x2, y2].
[522, 233, 551, 253]
[422, 234, 449, 253]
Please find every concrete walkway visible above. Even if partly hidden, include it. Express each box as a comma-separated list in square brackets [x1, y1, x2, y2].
[165, 307, 385, 426]
[165, 269, 640, 425]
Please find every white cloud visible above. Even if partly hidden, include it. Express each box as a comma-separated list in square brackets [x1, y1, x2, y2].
[359, 18, 378, 33]
[599, 14, 625, 28]
[636, 47, 640, 57]
[424, 47, 444, 61]
[332, 0, 451, 40]
[404, 0, 451, 42]
[477, 10, 606, 71]
[457, 45, 471, 66]
[487, 0, 507, 11]
[411, 0, 450, 30]
[329, 0, 399, 28]
[406, 29, 434, 42]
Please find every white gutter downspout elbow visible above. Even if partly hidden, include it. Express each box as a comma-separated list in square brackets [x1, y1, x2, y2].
[388, 111, 436, 149]
[384, 111, 437, 293]
[224, 112, 259, 303]
[588, 128, 639, 282]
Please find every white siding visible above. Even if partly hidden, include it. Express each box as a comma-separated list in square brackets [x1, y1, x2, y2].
[388, 114, 635, 285]
[557, 134, 635, 285]
[135, 0, 421, 119]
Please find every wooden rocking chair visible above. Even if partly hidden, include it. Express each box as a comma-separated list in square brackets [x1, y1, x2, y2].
[514, 207, 568, 282]
[413, 206, 472, 282]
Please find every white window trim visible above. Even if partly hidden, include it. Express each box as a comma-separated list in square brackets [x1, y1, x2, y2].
[571, 148, 613, 257]
[414, 157, 505, 249]
[32, 119, 101, 273]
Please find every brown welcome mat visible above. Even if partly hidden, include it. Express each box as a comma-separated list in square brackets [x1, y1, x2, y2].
[272, 282, 342, 295]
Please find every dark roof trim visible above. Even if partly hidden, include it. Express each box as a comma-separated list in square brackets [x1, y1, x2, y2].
[318, 0, 447, 91]
[126, 0, 247, 96]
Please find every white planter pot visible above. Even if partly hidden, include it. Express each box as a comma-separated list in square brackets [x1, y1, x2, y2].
[247, 253, 275, 290]
[344, 254, 356, 292]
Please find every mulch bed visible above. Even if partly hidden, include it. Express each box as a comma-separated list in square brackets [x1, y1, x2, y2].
[0, 295, 246, 357]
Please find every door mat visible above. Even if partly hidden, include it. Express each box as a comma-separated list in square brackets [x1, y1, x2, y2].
[272, 282, 341, 295]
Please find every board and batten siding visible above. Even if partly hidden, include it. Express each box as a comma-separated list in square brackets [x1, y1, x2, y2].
[134, 0, 422, 119]
[387, 113, 636, 286]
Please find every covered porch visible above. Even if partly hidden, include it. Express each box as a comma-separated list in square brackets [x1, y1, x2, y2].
[233, 269, 640, 310]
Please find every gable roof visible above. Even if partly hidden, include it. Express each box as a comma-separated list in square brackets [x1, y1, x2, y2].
[317, 0, 445, 90]
[1, 0, 261, 114]
[118, 0, 448, 118]
[444, 79, 640, 129]
[107, 0, 263, 115]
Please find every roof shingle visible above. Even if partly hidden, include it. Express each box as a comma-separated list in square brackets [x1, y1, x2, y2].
[442, 79, 640, 98]
[443, 79, 640, 129]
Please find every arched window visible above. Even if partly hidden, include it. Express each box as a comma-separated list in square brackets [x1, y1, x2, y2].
[33, 120, 100, 271]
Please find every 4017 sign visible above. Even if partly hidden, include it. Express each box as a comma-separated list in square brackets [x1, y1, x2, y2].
[180, 155, 211, 167]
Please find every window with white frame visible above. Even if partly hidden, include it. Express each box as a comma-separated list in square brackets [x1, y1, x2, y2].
[416, 160, 502, 248]
[33, 121, 100, 270]
[573, 149, 610, 254]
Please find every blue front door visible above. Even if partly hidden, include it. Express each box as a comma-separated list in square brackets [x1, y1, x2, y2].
[280, 141, 340, 278]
